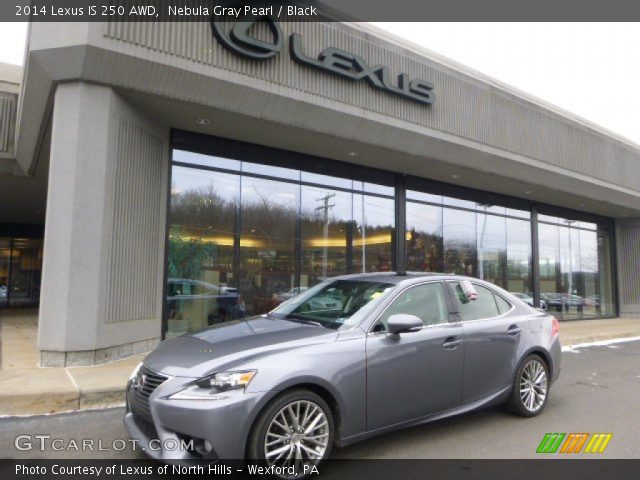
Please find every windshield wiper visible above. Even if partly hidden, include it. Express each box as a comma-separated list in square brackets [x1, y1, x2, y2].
[283, 314, 324, 327]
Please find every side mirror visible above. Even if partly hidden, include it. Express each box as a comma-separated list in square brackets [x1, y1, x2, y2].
[387, 314, 423, 335]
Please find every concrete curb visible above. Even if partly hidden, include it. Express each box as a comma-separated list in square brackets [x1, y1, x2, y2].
[0, 354, 144, 417]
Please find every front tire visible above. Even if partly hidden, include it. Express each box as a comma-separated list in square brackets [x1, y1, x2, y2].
[247, 389, 334, 476]
[506, 354, 549, 417]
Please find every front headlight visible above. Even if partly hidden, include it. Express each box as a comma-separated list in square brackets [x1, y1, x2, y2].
[129, 362, 143, 382]
[168, 370, 257, 400]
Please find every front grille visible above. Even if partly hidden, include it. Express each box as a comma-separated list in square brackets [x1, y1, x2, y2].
[130, 366, 168, 421]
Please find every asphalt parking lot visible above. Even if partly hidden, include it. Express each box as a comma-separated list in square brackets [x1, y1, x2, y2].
[1, 340, 638, 460]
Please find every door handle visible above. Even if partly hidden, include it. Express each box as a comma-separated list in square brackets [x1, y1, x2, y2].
[442, 337, 462, 350]
[507, 325, 522, 336]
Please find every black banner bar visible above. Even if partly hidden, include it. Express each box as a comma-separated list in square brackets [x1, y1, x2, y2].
[1, 460, 640, 480]
[3, 0, 640, 22]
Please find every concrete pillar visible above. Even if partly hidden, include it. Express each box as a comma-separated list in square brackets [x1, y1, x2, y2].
[38, 82, 169, 366]
[615, 219, 640, 317]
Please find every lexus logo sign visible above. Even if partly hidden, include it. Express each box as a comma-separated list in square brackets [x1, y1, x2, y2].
[210, 16, 435, 105]
[211, 15, 283, 60]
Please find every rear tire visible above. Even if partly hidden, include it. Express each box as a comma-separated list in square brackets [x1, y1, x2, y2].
[506, 354, 549, 417]
[247, 389, 334, 477]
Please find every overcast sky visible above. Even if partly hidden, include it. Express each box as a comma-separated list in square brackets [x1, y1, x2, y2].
[2, 22, 639, 146]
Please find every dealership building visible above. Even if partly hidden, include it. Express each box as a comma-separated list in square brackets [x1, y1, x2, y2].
[0, 19, 639, 366]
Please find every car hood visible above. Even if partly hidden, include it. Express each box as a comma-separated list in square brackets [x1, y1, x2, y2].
[143, 316, 338, 378]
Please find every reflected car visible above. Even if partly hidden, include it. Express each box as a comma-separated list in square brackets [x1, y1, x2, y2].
[540, 293, 583, 312]
[584, 295, 600, 307]
[511, 292, 547, 311]
[166, 278, 245, 326]
[564, 294, 584, 310]
[125, 273, 561, 474]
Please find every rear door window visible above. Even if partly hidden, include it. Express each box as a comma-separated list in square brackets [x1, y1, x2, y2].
[449, 282, 501, 321]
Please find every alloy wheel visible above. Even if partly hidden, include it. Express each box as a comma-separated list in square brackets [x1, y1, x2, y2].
[264, 400, 330, 471]
[519, 359, 548, 412]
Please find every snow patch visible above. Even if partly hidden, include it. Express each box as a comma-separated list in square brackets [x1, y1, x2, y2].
[562, 336, 640, 352]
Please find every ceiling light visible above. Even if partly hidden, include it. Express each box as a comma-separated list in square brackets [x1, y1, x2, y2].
[524, 190, 532, 195]
[450, 174, 460, 180]
[196, 118, 211, 125]
[347, 151, 360, 157]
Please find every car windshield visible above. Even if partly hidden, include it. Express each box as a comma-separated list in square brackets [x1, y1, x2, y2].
[269, 279, 395, 330]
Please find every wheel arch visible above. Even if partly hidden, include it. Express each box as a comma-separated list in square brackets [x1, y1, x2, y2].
[244, 377, 345, 455]
[519, 347, 553, 379]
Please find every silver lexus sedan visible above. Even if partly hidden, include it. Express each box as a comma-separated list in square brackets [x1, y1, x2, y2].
[124, 272, 561, 471]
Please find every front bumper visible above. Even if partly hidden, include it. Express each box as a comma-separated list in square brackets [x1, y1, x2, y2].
[124, 375, 268, 460]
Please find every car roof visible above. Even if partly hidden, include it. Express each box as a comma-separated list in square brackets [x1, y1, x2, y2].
[327, 271, 468, 285]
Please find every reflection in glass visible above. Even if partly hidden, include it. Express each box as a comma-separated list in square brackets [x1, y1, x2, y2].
[167, 167, 241, 336]
[300, 187, 352, 288]
[477, 213, 506, 287]
[506, 218, 532, 295]
[579, 230, 599, 319]
[352, 194, 395, 274]
[406, 202, 443, 272]
[167, 148, 618, 330]
[240, 176, 299, 316]
[539, 223, 561, 314]
[597, 231, 615, 317]
[538, 219, 614, 320]
[443, 208, 477, 276]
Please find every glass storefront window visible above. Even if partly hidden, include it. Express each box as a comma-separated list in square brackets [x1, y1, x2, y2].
[406, 202, 443, 272]
[167, 150, 397, 335]
[477, 213, 507, 288]
[352, 194, 395, 274]
[300, 186, 352, 288]
[166, 141, 618, 337]
[166, 167, 240, 337]
[506, 218, 532, 296]
[597, 231, 615, 317]
[239, 176, 299, 316]
[538, 218, 614, 320]
[443, 208, 477, 276]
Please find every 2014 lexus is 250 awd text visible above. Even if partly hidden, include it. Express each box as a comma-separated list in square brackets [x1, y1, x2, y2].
[124, 272, 561, 471]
